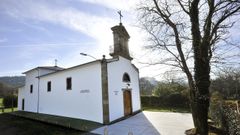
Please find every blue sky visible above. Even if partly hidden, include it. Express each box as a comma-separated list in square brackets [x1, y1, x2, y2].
[0, 0, 147, 76]
[0, 0, 239, 80]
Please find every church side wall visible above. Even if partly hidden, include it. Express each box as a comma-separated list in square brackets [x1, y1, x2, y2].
[39, 69, 58, 76]
[18, 86, 25, 110]
[107, 56, 141, 122]
[38, 62, 103, 123]
[17, 68, 65, 112]
[18, 70, 39, 112]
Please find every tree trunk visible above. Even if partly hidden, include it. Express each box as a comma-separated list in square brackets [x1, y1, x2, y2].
[189, 1, 211, 134]
[191, 98, 209, 135]
[192, 43, 211, 135]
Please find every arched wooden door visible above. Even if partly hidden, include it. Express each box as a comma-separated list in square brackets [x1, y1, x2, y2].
[123, 90, 132, 116]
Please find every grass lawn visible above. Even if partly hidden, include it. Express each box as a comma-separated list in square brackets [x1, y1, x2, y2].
[0, 113, 90, 135]
[0, 108, 18, 114]
[0, 98, 3, 107]
[142, 106, 191, 113]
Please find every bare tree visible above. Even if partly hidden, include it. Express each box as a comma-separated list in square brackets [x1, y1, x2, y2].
[211, 67, 240, 99]
[137, 0, 240, 134]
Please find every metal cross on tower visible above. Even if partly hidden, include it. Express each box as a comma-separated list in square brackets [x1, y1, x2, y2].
[117, 10, 123, 24]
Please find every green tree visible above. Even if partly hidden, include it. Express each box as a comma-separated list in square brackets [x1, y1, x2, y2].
[211, 68, 240, 99]
[140, 77, 156, 95]
[3, 95, 17, 108]
[153, 82, 187, 96]
[137, 0, 240, 134]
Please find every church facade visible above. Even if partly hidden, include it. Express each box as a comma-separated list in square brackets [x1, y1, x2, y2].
[18, 23, 141, 124]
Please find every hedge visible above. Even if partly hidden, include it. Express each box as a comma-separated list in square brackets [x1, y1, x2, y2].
[3, 95, 17, 108]
[210, 100, 240, 135]
[141, 94, 189, 108]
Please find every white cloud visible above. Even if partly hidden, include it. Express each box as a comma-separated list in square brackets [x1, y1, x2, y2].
[0, 0, 157, 78]
[2, 0, 119, 52]
[0, 38, 7, 43]
[79, 0, 139, 11]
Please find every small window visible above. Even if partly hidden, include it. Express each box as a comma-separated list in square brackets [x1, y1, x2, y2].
[123, 73, 131, 82]
[66, 77, 72, 90]
[47, 81, 51, 92]
[30, 84, 33, 93]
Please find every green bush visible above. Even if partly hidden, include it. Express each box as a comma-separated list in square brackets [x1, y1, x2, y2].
[153, 82, 188, 96]
[141, 82, 190, 110]
[209, 91, 224, 127]
[165, 93, 189, 107]
[221, 101, 240, 135]
[141, 95, 189, 108]
[3, 95, 17, 108]
[209, 92, 240, 135]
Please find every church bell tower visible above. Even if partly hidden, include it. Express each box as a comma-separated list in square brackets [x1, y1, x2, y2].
[110, 23, 133, 60]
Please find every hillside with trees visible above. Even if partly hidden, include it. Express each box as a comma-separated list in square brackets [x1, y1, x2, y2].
[0, 76, 25, 88]
[0, 76, 25, 97]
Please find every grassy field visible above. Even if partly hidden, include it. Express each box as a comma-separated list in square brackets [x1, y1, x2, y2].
[0, 113, 88, 135]
[0, 98, 3, 107]
[142, 106, 190, 113]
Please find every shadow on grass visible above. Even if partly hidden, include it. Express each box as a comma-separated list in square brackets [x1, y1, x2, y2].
[0, 113, 94, 135]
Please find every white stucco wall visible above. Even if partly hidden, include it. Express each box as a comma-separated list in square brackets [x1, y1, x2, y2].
[18, 57, 140, 123]
[17, 68, 62, 112]
[107, 56, 141, 122]
[38, 62, 103, 123]
[17, 70, 39, 112]
[18, 86, 25, 110]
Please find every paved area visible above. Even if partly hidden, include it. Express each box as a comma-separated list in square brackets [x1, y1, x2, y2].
[91, 111, 194, 135]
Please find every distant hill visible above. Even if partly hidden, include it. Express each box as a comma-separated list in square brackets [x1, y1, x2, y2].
[0, 76, 25, 88]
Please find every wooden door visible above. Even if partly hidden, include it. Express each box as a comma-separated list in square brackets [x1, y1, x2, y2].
[123, 90, 132, 116]
[22, 99, 24, 111]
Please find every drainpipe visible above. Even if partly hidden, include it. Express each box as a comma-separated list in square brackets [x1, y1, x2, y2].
[37, 69, 40, 113]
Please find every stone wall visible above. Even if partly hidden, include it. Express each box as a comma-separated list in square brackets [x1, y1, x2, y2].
[221, 101, 240, 135]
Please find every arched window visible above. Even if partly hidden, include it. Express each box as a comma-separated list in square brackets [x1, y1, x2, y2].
[123, 73, 131, 82]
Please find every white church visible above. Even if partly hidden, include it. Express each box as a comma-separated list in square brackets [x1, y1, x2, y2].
[18, 23, 141, 124]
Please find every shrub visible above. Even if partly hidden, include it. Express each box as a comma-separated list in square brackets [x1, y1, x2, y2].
[153, 82, 188, 96]
[209, 91, 224, 127]
[165, 93, 189, 108]
[209, 95, 240, 135]
[141, 95, 189, 108]
[3, 95, 17, 108]
[142, 82, 190, 110]
[221, 101, 240, 135]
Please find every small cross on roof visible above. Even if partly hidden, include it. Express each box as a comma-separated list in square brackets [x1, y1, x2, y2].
[117, 11, 123, 24]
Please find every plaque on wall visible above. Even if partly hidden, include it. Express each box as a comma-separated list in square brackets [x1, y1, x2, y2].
[80, 89, 90, 93]
[114, 91, 118, 95]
